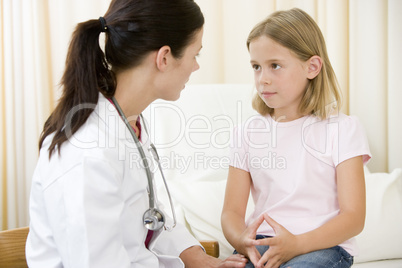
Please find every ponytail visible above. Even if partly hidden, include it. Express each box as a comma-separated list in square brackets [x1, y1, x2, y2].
[39, 19, 114, 158]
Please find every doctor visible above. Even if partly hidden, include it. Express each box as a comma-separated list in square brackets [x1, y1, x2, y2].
[26, 0, 247, 267]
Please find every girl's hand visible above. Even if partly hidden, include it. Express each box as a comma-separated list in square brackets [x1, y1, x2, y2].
[254, 214, 301, 268]
[236, 214, 266, 266]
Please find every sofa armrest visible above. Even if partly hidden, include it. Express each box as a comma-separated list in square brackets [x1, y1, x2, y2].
[200, 240, 220, 258]
[0, 227, 29, 268]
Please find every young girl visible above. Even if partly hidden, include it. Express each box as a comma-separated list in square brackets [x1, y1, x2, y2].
[221, 8, 371, 268]
[26, 0, 247, 267]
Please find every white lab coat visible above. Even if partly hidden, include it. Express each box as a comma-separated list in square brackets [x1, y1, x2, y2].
[26, 94, 201, 267]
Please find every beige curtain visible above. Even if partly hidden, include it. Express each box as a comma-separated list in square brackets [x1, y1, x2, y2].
[1, 0, 401, 229]
[0, 0, 110, 230]
[0, 0, 54, 230]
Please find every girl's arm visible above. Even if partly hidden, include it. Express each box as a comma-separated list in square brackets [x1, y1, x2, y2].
[221, 166, 263, 265]
[256, 155, 366, 268]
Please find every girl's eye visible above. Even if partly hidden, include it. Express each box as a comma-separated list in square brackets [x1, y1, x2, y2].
[272, 63, 281, 70]
[252, 64, 261, 71]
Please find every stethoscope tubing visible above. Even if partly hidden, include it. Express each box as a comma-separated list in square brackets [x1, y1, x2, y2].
[111, 97, 156, 209]
[111, 96, 176, 231]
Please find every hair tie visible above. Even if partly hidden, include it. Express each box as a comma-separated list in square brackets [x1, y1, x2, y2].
[99, 17, 107, 32]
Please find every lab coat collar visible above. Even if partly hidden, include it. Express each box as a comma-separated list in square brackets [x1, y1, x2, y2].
[95, 93, 152, 147]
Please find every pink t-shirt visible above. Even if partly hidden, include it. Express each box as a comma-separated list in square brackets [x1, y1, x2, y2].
[229, 113, 371, 255]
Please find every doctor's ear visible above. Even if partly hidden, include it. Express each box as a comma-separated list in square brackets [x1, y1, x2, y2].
[156, 46, 172, 72]
[306, 55, 322, 80]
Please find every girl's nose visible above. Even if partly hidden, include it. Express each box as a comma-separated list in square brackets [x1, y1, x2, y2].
[258, 70, 271, 85]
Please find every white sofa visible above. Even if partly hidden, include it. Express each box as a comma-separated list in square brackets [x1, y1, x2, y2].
[143, 84, 402, 267]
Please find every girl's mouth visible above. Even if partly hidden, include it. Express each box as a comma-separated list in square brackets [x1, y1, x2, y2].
[260, 91, 277, 98]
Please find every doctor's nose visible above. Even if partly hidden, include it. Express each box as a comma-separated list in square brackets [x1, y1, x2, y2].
[192, 60, 200, 72]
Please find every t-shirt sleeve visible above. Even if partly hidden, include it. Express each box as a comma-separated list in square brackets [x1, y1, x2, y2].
[332, 115, 371, 166]
[229, 125, 250, 171]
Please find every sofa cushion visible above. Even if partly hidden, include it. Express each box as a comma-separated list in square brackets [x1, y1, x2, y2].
[354, 167, 402, 263]
[144, 84, 256, 258]
[168, 179, 235, 258]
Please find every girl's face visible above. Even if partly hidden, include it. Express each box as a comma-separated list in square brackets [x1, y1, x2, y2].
[249, 35, 310, 121]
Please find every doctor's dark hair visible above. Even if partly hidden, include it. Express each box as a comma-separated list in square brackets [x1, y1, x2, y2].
[39, 0, 204, 157]
[247, 8, 341, 119]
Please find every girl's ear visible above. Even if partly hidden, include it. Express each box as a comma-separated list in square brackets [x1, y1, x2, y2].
[306, 55, 322, 80]
[156, 45, 172, 72]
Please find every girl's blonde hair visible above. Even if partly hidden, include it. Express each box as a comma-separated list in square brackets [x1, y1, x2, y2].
[247, 8, 341, 119]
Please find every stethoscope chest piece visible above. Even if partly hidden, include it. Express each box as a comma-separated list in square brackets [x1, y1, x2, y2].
[143, 208, 165, 231]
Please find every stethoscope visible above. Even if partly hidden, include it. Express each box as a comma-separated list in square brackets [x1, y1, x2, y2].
[111, 96, 177, 231]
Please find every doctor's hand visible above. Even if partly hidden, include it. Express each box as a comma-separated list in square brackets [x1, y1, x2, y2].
[180, 246, 247, 268]
[254, 214, 300, 268]
[217, 254, 248, 267]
